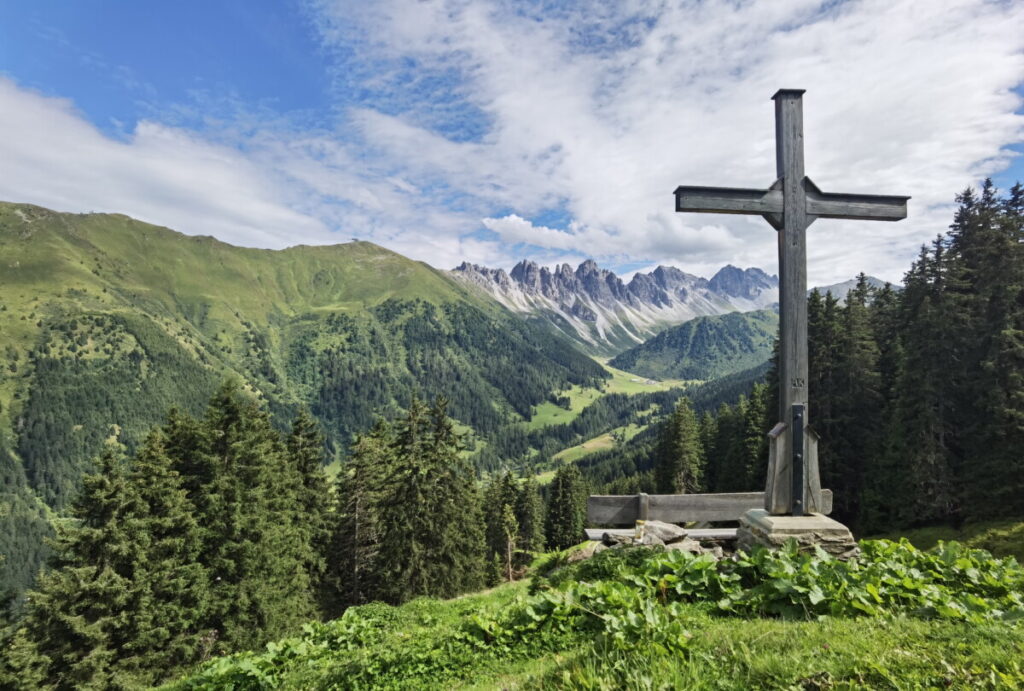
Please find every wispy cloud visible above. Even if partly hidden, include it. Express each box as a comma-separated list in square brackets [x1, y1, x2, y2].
[1, 0, 1021, 284]
[310, 0, 1024, 282]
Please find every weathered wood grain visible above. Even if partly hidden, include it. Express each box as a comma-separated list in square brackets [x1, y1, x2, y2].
[804, 178, 908, 221]
[674, 186, 783, 215]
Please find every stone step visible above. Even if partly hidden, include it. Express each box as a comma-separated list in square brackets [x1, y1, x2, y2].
[584, 527, 736, 541]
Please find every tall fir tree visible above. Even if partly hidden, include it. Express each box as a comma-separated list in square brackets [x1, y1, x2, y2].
[961, 182, 1024, 517]
[859, 282, 906, 532]
[375, 397, 484, 603]
[8, 449, 144, 689]
[118, 431, 208, 678]
[483, 472, 519, 574]
[829, 274, 883, 526]
[708, 401, 744, 492]
[545, 464, 587, 551]
[499, 504, 519, 582]
[328, 420, 390, 611]
[187, 382, 316, 653]
[286, 409, 331, 600]
[741, 382, 770, 489]
[8, 437, 208, 689]
[890, 238, 959, 524]
[653, 397, 703, 494]
[514, 477, 545, 569]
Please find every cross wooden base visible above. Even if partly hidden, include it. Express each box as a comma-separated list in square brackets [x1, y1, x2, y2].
[736, 509, 859, 559]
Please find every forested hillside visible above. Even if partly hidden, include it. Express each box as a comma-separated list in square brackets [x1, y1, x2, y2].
[0, 202, 607, 597]
[609, 309, 777, 380]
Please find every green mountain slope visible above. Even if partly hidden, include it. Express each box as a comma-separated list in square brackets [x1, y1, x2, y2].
[0, 201, 607, 594]
[609, 309, 778, 380]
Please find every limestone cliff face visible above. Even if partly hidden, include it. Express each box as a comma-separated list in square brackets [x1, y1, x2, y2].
[451, 260, 779, 355]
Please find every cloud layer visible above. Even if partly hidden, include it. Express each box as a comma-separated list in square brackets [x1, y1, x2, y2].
[1, 0, 1022, 283]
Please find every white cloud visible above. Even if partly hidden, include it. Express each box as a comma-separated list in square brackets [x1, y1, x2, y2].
[312, 0, 1024, 283]
[0, 79, 331, 249]
[1, 0, 1023, 285]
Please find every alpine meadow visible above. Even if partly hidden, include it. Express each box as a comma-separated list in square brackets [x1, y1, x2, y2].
[2, 1, 1024, 689]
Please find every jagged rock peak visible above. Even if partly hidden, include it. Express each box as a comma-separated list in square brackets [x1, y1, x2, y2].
[449, 257, 780, 355]
[651, 265, 704, 287]
[453, 262, 512, 290]
[709, 265, 778, 299]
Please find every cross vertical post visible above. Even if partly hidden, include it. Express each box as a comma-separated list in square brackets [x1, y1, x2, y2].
[673, 89, 909, 518]
[775, 90, 809, 435]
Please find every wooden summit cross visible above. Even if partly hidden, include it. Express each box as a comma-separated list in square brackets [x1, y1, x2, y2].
[675, 89, 909, 516]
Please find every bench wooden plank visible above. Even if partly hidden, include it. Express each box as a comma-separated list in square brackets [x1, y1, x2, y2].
[587, 490, 832, 525]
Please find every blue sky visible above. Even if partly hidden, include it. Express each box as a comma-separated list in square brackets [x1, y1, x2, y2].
[1, 0, 1022, 284]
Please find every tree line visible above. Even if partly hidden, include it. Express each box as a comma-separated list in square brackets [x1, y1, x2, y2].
[650, 181, 1024, 534]
[1, 384, 588, 688]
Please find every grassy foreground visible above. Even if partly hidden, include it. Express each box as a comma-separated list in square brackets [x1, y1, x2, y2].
[873, 519, 1024, 563]
[169, 538, 1024, 690]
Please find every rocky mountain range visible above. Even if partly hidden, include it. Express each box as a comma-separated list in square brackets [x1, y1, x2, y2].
[451, 260, 779, 355]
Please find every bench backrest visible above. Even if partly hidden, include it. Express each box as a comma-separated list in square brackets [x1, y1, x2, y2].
[587, 490, 833, 526]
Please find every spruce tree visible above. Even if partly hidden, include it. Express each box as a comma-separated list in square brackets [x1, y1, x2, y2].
[545, 464, 587, 551]
[741, 383, 770, 489]
[8, 437, 208, 688]
[119, 431, 208, 679]
[375, 397, 485, 603]
[514, 477, 545, 569]
[192, 382, 315, 653]
[499, 504, 519, 582]
[962, 182, 1024, 517]
[830, 274, 883, 526]
[329, 420, 390, 610]
[425, 397, 485, 595]
[858, 282, 905, 532]
[709, 401, 744, 492]
[287, 409, 331, 599]
[483, 472, 519, 572]
[7, 449, 141, 689]
[891, 239, 959, 524]
[653, 397, 703, 494]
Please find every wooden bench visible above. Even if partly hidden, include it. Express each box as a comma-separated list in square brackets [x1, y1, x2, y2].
[585, 490, 833, 541]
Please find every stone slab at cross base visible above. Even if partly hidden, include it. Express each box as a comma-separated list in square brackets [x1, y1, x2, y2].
[736, 509, 859, 559]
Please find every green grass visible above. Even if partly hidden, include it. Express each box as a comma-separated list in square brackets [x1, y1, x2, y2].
[600, 360, 698, 394]
[872, 519, 1024, 562]
[550, 421, 646, 465]
[541, 614, 1024, 689]
[525, 359, 694, 431]
[171, 541, 1024, 690]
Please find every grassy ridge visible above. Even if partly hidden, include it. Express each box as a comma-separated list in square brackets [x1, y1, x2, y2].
[0, 201, 604, 462]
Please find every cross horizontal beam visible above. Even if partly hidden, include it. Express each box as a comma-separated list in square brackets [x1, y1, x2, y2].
[674, 177, 909, 223]
[674, 185, 782, 215]
[804, 178, 908, 221]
